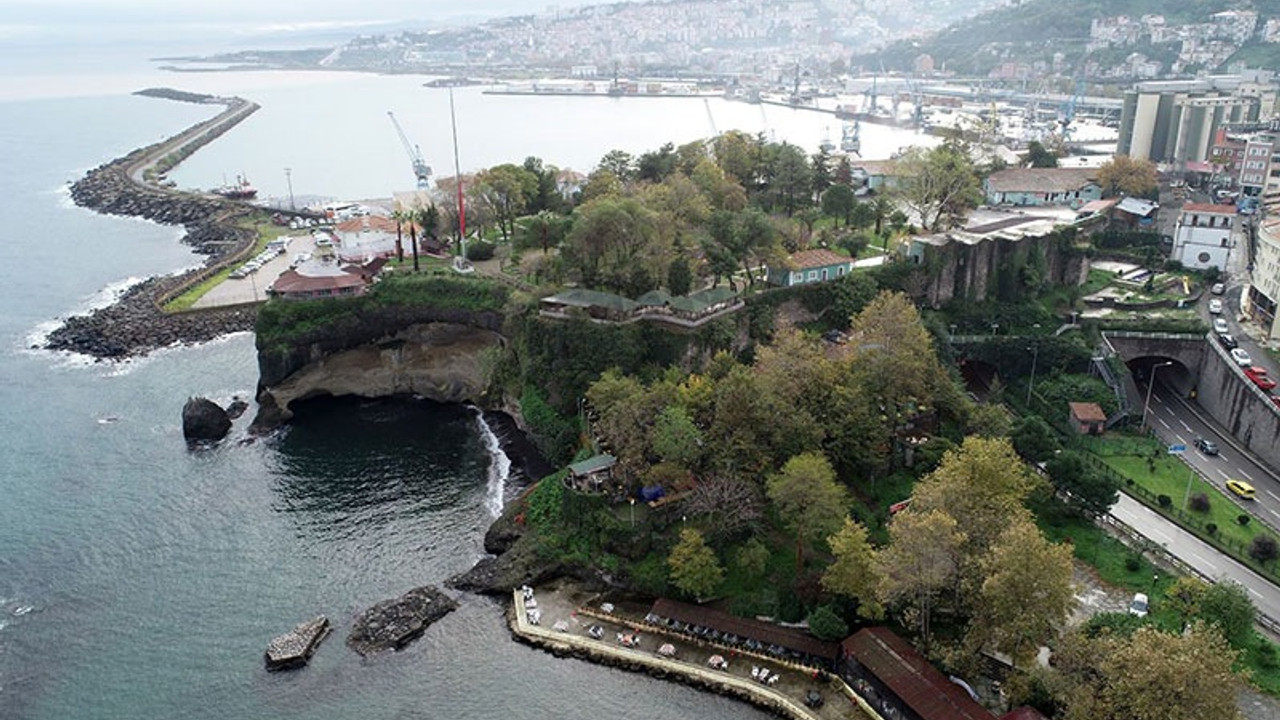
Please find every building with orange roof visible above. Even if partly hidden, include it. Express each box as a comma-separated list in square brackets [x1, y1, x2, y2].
[766, 248, 855, 287]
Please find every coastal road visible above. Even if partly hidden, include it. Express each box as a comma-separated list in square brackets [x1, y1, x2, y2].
[191, 234, 318, 308]
[1111, 492, 1280, 625]
[1143, 382, 1280, 530]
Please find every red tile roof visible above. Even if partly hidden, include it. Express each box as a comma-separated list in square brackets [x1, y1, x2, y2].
[843, 628, 994, 720]
[1068, 402, 1107, 423]
[1181, 202, 1235, 215]
[789, 249, 854, 270]
[336, 215, 401, 234]
[985, 168, 1097, 193]
[270, 268, 369, 296]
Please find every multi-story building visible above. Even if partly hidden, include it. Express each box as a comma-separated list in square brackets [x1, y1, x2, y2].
[1238, 133, 1277, 196]
[1209, 127, 1247, 183]
[1171, 203, 1235, 270]
[1117, 70, 1279, 166]
[1247, 213, 1280, 339]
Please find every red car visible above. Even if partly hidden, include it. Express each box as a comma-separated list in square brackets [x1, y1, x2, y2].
[1246, 366, 1277, 391]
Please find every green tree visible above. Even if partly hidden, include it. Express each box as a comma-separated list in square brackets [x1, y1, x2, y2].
[870, 195, 895, 236]
[822, 517, 884, 619]
[637, 142, 679, 183]
[967, 402, 1012, 438]
[475, 163, 539, 241]
[736, 537, 771, 580]
[806, 605, 849, 641]
[1054, 624, 1242, 720]
[1011, 415, 1060, 462]
[766, 452, 849, 573]
[580, 168, 623, 202]
[521, 156, 565, 214]
[668, 527, 724, 600]
[970, 518, 1076, 664]
[712, 130, 763, 187]
[517, 209, 570, 255]
[667, 255, 693, 295]
[597, 149, 636, 182]
[561, 196, 662, 294]
[1196, 581, 1256, 650]
[764, 141, 814, 215]
[1026, 141, 1059, 168]
[811, 147, 834, 196]
[1164, 576, 1208, 627]
[890, 144, 982, 230]
[820, 183, 855, 226]
[1045, 450, 1120, 517]
[877, 508, 965, 646]
[1097, 154, 1158, 198]
[653, 405, 703, 466]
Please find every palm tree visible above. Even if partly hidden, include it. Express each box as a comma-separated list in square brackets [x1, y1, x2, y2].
[390, 208, 407, 262]
[871, 195, 894, 236]
[406, 206, 421, 272]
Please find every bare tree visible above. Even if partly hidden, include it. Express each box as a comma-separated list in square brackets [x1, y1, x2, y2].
[685, 476, 763, 539]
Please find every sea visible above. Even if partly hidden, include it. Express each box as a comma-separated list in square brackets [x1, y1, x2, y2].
[0, 37, 932, 720]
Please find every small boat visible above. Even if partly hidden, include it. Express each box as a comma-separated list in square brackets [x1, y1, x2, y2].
[213, 174, 258, 200]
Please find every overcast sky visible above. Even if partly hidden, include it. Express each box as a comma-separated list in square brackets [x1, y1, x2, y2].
[0, 0, 598, 47]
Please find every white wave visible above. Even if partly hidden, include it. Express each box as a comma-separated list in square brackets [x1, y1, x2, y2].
[473, 409, 511, 519]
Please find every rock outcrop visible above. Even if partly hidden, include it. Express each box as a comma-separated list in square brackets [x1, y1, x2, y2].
[346, 586, 459, 656]
[252, 320, 506, 432]
[183, 397, 233, 442]
[265, 616, 331, 671]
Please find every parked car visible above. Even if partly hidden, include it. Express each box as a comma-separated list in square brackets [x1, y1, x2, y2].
[1128, 592, 1149, 617]
[1247, 367, 1278, 391]
[1226, 478, 1257, 500]
[1230, 348, 1253, 366]
[1208, 298, 1223, 314]
[1217, 333, 1238, 350]
[1211, 282, 1226, 295]
[1214, 317, 1230, 334]
[1194, 437, 1220, 455]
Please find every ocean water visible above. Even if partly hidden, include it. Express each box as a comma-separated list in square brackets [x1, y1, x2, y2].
[0, 43, 936, 719]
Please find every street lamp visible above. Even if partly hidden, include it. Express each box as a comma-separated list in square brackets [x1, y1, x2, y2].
[990, 322, 999, 336]
[1025, 323, 1041, 405]
[1141, 361, 1174, 432]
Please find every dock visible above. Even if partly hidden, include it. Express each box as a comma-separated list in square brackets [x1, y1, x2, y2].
[265, 616, 331, 671]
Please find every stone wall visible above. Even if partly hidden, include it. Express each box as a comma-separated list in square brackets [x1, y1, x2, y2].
[922, 230, 1090, 308]
[1194, 340, 1280, 470]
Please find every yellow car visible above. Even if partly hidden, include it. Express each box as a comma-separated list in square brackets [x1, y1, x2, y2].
[1226, 479, 1257, 500]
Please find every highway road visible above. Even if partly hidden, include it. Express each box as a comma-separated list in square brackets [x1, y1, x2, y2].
[1111, 492, 1280, 624]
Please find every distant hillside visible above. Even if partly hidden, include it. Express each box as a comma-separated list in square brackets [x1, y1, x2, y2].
[861, 0, 1280, 77]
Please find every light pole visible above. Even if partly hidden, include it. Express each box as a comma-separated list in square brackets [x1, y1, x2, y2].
[1142, 361, 1174, 432]
[1025, 323, 1041, 405]
[284, 167, 295, 212]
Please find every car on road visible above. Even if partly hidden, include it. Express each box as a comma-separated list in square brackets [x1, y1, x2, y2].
[1226, 478, 1257, 500]
[1218, 333, 1238, 350]
[1195, 437, 1220, 455]
[1209, 298, 1223, 314]
[1212, 282, 1226, 295]
[1231, 348, 1253, 366]
[1246, 366, 1277, 391]
[1214, 317, 1230, 334]
[1128, 592, 1149, 617]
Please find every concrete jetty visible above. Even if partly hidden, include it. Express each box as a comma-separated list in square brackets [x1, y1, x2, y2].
[507, 585, 865, 720]
[265, 615, 331, 671]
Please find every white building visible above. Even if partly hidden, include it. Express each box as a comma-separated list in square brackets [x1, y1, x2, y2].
[1171, 202, 1235, 270]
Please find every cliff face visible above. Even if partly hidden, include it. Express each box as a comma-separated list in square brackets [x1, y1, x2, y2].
[253, 306, 507, 431]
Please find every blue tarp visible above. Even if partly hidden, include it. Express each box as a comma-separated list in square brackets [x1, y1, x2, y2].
[639, 486, 666, 502]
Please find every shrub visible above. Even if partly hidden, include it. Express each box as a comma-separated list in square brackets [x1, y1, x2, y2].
[1257, 640, 1279, 670]
[807, 605, 850, 641]
[1124, 555, 1142, 572]
[466, 240, 496, 261]
[1238, 514, 1252, 526]
[1157, 494, 1172, 508]
[1250, 534, 1279, 563]
[1189, 493, 1210, 513]
[1206, 522, 1218, 536]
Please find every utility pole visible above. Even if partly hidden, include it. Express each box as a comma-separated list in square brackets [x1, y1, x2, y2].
[284, 167, 295, 212]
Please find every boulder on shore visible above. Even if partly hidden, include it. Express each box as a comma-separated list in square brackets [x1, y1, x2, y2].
[347, 586, 458, 656]
[183, 397, 232, 442]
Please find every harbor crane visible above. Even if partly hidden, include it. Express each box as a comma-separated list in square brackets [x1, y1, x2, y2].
[387, 111, 432, 189]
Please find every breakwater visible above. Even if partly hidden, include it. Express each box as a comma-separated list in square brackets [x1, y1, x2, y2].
[46, 92, 266, 359]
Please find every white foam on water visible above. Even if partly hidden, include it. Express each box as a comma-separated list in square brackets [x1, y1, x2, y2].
[473, 409, 511, 519]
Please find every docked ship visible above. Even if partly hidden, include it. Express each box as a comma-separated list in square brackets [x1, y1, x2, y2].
[213, 174, 257, 200]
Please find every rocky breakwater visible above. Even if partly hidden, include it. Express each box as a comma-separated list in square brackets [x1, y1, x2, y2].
[45, 92, 263, 359]
[251, 305, 507, 432]
[347, 586, 459, 656]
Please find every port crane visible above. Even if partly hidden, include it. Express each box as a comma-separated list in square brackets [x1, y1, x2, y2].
[387, 111, 432, 189]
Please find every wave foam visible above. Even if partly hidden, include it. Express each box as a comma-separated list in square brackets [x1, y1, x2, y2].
[473, 409, 512, 518]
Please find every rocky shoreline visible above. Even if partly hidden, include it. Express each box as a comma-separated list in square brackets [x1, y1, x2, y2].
[44, 92, 267, 359]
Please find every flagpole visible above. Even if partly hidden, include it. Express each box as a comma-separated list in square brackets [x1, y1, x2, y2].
[448, 87, 466, 256]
